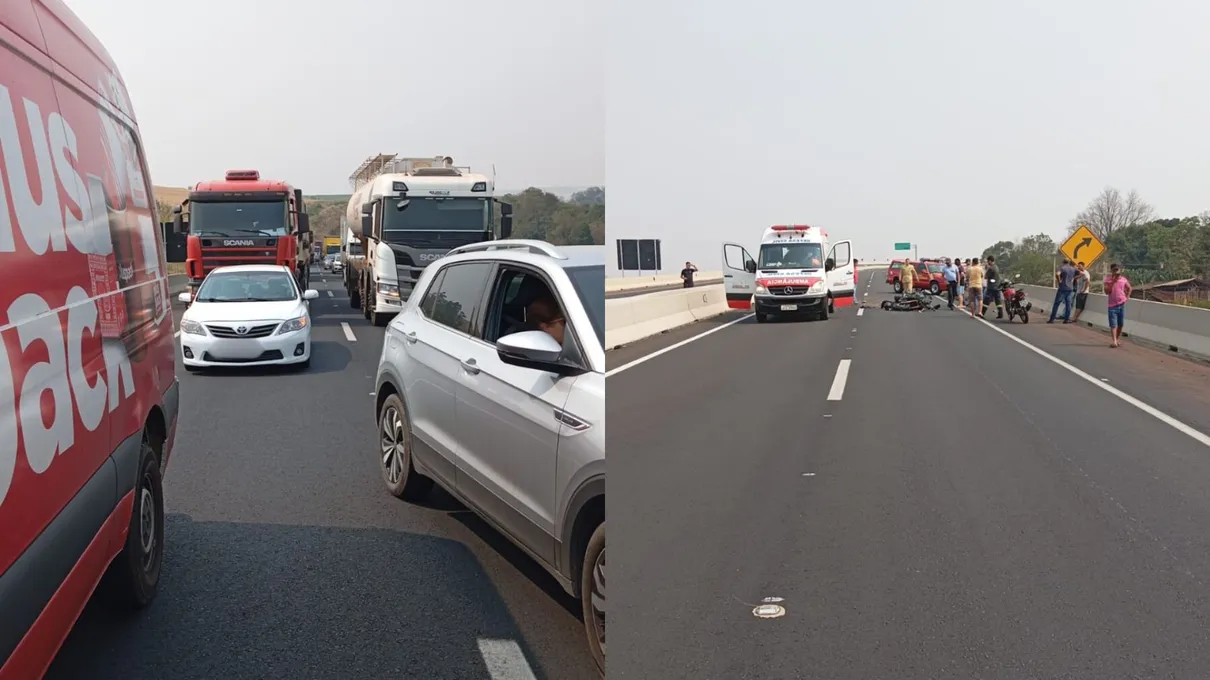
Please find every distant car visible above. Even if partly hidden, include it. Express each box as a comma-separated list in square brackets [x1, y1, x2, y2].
[178, 265, 319, 371]
[332, 257, 343, 274]
[374, 240, 606, 674]
[323, 254, 335, 270]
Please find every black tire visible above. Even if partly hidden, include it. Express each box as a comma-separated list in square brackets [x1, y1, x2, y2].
[1020, 311, 1029, 324]
[371, 309, 389, 327]
[818, 302, 829, 321]
[929, 281, 941, 295]
[298, 357, 311, 370]
[349, 277, 361, 309]
[580, 522, 606, 676]
[755, 311, 768, 323]
[893, 280, 903, 294]
[377, 393, 433, 501]
[99, 429, 164, 611]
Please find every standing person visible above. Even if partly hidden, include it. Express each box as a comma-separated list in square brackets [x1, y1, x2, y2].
[681, 261, 698, 288]
[1104, 263, 1132, 348]
[901, 258, 915, 295]
[1048, 258, 1078, 323]
[955, 257, 966, 309]
[1071, 261, 1091, 323]
[981, 255, 1005, 319]
[965, 257, 984, 318]
[941, 257, 959, 310]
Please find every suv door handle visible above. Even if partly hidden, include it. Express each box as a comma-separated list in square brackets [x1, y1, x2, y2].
[403, 331, 418, 344]
[460, 358, 481, 375]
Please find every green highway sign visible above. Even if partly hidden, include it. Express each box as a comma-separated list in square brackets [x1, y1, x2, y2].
[894, 242, 912, 251]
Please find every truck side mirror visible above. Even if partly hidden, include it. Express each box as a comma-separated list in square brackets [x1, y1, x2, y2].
[500, 215, 513, 238]
[297, 213, 310, 234]
[361, 202, 374, 216]
[499, 202, 513, 217]
[825, 257, 836, 272]
[745, 260, 757, 274]
[172, 213, 186, 234]
[361, 213, 372, 235]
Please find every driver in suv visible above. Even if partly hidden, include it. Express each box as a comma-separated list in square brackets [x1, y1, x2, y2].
[373, 240, 606, 674]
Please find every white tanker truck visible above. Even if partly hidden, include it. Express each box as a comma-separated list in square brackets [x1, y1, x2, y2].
[343, 155, 513, 325]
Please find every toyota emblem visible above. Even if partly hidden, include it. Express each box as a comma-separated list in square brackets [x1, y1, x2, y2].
[784, 287, 795, 295]
[236, 325, 248, 335]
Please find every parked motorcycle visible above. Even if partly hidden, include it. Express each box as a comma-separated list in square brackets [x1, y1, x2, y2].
[1002, 278, 1032, 323]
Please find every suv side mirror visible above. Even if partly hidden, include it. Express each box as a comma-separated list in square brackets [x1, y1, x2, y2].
[825, 257, 836, 272]
[497, 330, 580, 375]
[744, 260, 757, 274]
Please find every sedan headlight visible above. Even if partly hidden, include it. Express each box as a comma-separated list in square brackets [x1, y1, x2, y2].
[377, 282, 400, 298]
[276, 315, 309, 334]
[179, 319, 206, 336]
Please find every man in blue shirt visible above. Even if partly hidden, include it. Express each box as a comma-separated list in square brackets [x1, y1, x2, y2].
[941, 258, 960, 310]
[1048, 258, 1078, 323]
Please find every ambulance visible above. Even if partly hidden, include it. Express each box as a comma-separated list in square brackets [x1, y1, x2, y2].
[722, 225, 855, 323]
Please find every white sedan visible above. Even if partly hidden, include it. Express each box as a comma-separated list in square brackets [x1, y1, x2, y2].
[177, 265, 319, 371]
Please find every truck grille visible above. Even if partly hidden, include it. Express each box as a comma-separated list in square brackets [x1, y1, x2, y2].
[206, 323, 279, 338]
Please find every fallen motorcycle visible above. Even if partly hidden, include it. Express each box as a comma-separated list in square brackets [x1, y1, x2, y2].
[881, 291, 942, 311]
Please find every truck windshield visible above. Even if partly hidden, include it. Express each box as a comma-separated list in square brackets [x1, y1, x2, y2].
[325, 245, 341, 255]
[191, 200, 289, 237]
[758, 243, 823, 269]
[382, 197, 489, 238]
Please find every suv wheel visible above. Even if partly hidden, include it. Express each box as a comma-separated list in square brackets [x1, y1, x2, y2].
[893, 280, 903, 293]
[100, 428, 164, 610]
[581, 523, 605, 675]
[929, 281, 941, 295]
[378, 393, 433, 500]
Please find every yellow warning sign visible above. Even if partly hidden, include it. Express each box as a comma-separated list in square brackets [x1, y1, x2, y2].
[1060, 224, 1106, 267]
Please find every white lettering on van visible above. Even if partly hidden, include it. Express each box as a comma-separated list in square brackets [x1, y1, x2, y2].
[65, 287, 106, 432]
[0, 88, 64, 255]
[49, 113, 96, 255]
[0, 331, 16, 506]
[10, 294, 75, 473]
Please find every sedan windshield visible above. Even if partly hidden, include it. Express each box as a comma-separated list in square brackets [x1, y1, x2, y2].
[196, 270, 298, 302]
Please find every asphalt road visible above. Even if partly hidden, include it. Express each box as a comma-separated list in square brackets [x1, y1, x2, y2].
[47, 270, 597, 680]
[607, 267, 1210, 679]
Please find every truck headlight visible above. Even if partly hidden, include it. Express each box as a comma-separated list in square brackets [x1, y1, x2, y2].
[755, 285, 768, 295]
[277, 315, 309, 334]
[179, 319, 207, 336]
[377, 282, 400, 298]
[810, 280, 826, 294]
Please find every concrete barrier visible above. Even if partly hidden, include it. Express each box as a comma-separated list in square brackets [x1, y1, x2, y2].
[1020, 285, 1210, 360]
[605, 284, 730, 348]
[606, 271, 724, 294]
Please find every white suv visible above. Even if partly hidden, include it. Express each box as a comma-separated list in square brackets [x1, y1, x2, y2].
[373, 240, 606, 673]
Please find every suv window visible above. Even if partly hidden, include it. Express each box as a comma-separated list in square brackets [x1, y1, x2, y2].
[485, 267, 566, 345]
[419, 269, 447, 318]
[424, 262, 493, 336]
[565, 265, 604, 346]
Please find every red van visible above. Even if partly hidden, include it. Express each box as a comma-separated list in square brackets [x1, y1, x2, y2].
[0, 1, 180, 677]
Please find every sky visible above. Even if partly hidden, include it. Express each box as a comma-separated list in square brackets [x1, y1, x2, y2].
[66, 0, 604, 195]
[606, 0, 1210, 273]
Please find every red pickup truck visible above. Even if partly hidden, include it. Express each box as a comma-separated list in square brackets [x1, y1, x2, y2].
[886, 259, 946, 295]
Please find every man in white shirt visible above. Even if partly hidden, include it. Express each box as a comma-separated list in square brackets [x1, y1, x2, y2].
[1071, 261, 1092, 323]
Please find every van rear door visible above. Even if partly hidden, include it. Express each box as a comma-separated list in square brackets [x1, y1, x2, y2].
[722, 243, 756, 310]
[826, 240, 855, 307]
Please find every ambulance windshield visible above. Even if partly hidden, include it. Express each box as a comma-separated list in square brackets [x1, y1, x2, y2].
[758, 242, 824, 269]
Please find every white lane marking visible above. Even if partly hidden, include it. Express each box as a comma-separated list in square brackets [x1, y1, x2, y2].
[826, 359, 851, 401]
[174, 330, 180, 338]
[606, 313, 754, 377]
[960, 307, 1210, 448]
[476, 639, 539, 680]
[341, 322, 357, 342]
[802, 472, 816, 476]
[856, 308, 864, 316]
[327, 290, 334, 297]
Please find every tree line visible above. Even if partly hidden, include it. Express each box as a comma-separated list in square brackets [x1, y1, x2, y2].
[982, 187, 1210, 303]
[155, 186, 605, 247]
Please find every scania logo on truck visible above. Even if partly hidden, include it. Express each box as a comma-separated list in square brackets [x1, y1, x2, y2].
[223, 239, 255, 246]
[418, 253, 445, 262]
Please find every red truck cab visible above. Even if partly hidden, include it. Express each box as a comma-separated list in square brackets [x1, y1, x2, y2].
[1, 1, 180, 677]
[172, 170, 312, 296]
